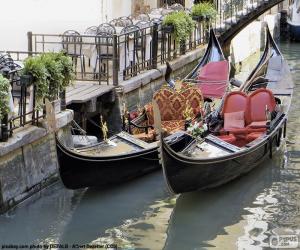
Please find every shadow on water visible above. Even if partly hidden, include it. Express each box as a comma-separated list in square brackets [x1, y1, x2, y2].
[0, 183, 82, 245]
[58, 171, 169, 245]
[163, 151, 284, 250]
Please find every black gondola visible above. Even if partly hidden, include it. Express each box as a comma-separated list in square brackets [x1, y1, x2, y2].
[56, 29, 229, 190]
[159, 26, 294, 194]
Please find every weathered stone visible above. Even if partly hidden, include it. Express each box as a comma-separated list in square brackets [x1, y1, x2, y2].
[0, 127, 46, 157]
[23, 134, 58, 189]
[0, 108, 73, 213]
[41, 109, 74, 131]
[57, 126, 74, 148]
[0, 149, 26, 203]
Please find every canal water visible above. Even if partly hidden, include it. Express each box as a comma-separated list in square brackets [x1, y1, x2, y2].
[0, 41, 300, 250]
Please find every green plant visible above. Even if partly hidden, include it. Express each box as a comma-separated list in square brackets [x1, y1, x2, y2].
[22, 52, 74, 108]
[0, 75, 10, 120]
[191, 2, 218, 20]
[187, 121, 208, 138]
[22, 56, 48, 108]
[163, 11, 195, 43]
[52, 52, 75, 90]
[41, 53, 64, 101]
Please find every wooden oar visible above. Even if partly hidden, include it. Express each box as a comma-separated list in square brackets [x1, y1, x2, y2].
[152, 99, 162, 137]
[152, 99, 163, 164]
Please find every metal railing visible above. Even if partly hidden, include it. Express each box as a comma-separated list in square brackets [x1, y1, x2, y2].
[24, 0, 278, 86]
[0, 68, 45, 142]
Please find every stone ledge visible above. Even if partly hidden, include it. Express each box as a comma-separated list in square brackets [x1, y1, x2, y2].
[0, 109, 74, 157]
[119, 46, 205, 94]
[40, 109, 74, 131]
[0, 126, 47, 157]
[53, 109, 74, 130]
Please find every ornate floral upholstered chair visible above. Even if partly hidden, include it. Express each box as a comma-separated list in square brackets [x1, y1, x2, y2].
[131, 85, 204, 141]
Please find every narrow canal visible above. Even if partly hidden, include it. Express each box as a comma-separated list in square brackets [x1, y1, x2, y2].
[0, 41, 300, 250]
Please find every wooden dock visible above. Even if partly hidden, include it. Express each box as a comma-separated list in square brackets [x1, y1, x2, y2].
[66, 81, 114, 105]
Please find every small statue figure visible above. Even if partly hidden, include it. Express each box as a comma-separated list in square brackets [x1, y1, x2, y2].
[100, 115, 108, 141]
[183, 101, 194, 121]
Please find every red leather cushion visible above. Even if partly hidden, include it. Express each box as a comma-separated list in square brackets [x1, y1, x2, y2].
[224, 111, 245, 130]
[247, 121, 267, 128]
[246, 132, 263, 143]
[221, 91, 248, 117]
[197, 60, 229, 99]
[247, 88, 276, 123]
[217, 134, 236, 144]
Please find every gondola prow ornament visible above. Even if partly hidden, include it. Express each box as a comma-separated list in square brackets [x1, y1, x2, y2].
[100, 115, 108, 142]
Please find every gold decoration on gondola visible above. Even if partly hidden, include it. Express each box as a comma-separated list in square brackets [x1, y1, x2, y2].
[122, 102, 129, 125]
[182, 100, 194, 121]
[100, 115, 108, 142]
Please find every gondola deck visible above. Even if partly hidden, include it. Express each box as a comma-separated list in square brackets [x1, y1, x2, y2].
[73, 132, 154, 157]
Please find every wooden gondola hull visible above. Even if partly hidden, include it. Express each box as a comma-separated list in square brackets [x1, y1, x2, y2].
[57, 133, 192, 189]
[161, 127, 283, 194]
[57, 146, 158, 189]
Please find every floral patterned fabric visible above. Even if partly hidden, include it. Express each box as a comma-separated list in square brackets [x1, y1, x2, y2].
[161, 120, 186, 133]
[143, 86, 204, 134]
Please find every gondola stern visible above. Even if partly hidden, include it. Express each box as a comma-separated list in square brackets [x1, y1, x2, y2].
[265, 24, 282, 56]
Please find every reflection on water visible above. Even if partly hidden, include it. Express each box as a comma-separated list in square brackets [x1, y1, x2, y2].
[0, 42, 300, 250]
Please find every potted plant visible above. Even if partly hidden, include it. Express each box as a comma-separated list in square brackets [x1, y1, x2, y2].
[162, 11, 195, 54]
[162, 11, 195, 44]
[191, 2, 218, 21]
[22, 52, 74, 113]
[22, 56, 48, 110]
[52, 52, 75, 110]
[41, 53, 64, 113]
[0, 74, 11, 142]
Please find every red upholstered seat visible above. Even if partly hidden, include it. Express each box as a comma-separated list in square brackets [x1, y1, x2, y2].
[217, 134, 236, 144]
[246, 132, 264, 143]
[246, 88, 276, 124]
[135, 86, 204, 136]
[220, 91, 248, 135]
[197, 60, 229, 99]
[245, 88, 276, 133]
[218, 89, 276, 145]
[221, 91, 248, 116]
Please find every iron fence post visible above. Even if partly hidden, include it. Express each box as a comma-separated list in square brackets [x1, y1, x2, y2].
[112, 34, 119, 86]
[60, 90, 67, 111]
[152, 22, 159, 69]
[1, 115, 9, 142]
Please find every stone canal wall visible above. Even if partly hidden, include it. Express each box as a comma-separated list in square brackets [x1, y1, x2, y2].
[0, 110, 73, 213]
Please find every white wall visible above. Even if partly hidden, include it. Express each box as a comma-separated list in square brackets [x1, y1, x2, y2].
[0, 0, 105, 51]
[230, 13, 280, 64]
[144, 0, 159, 9]
[110, 0, 133, 19]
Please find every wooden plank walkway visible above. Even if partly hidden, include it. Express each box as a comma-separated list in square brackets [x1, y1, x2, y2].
[66, 81, 114, 105]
